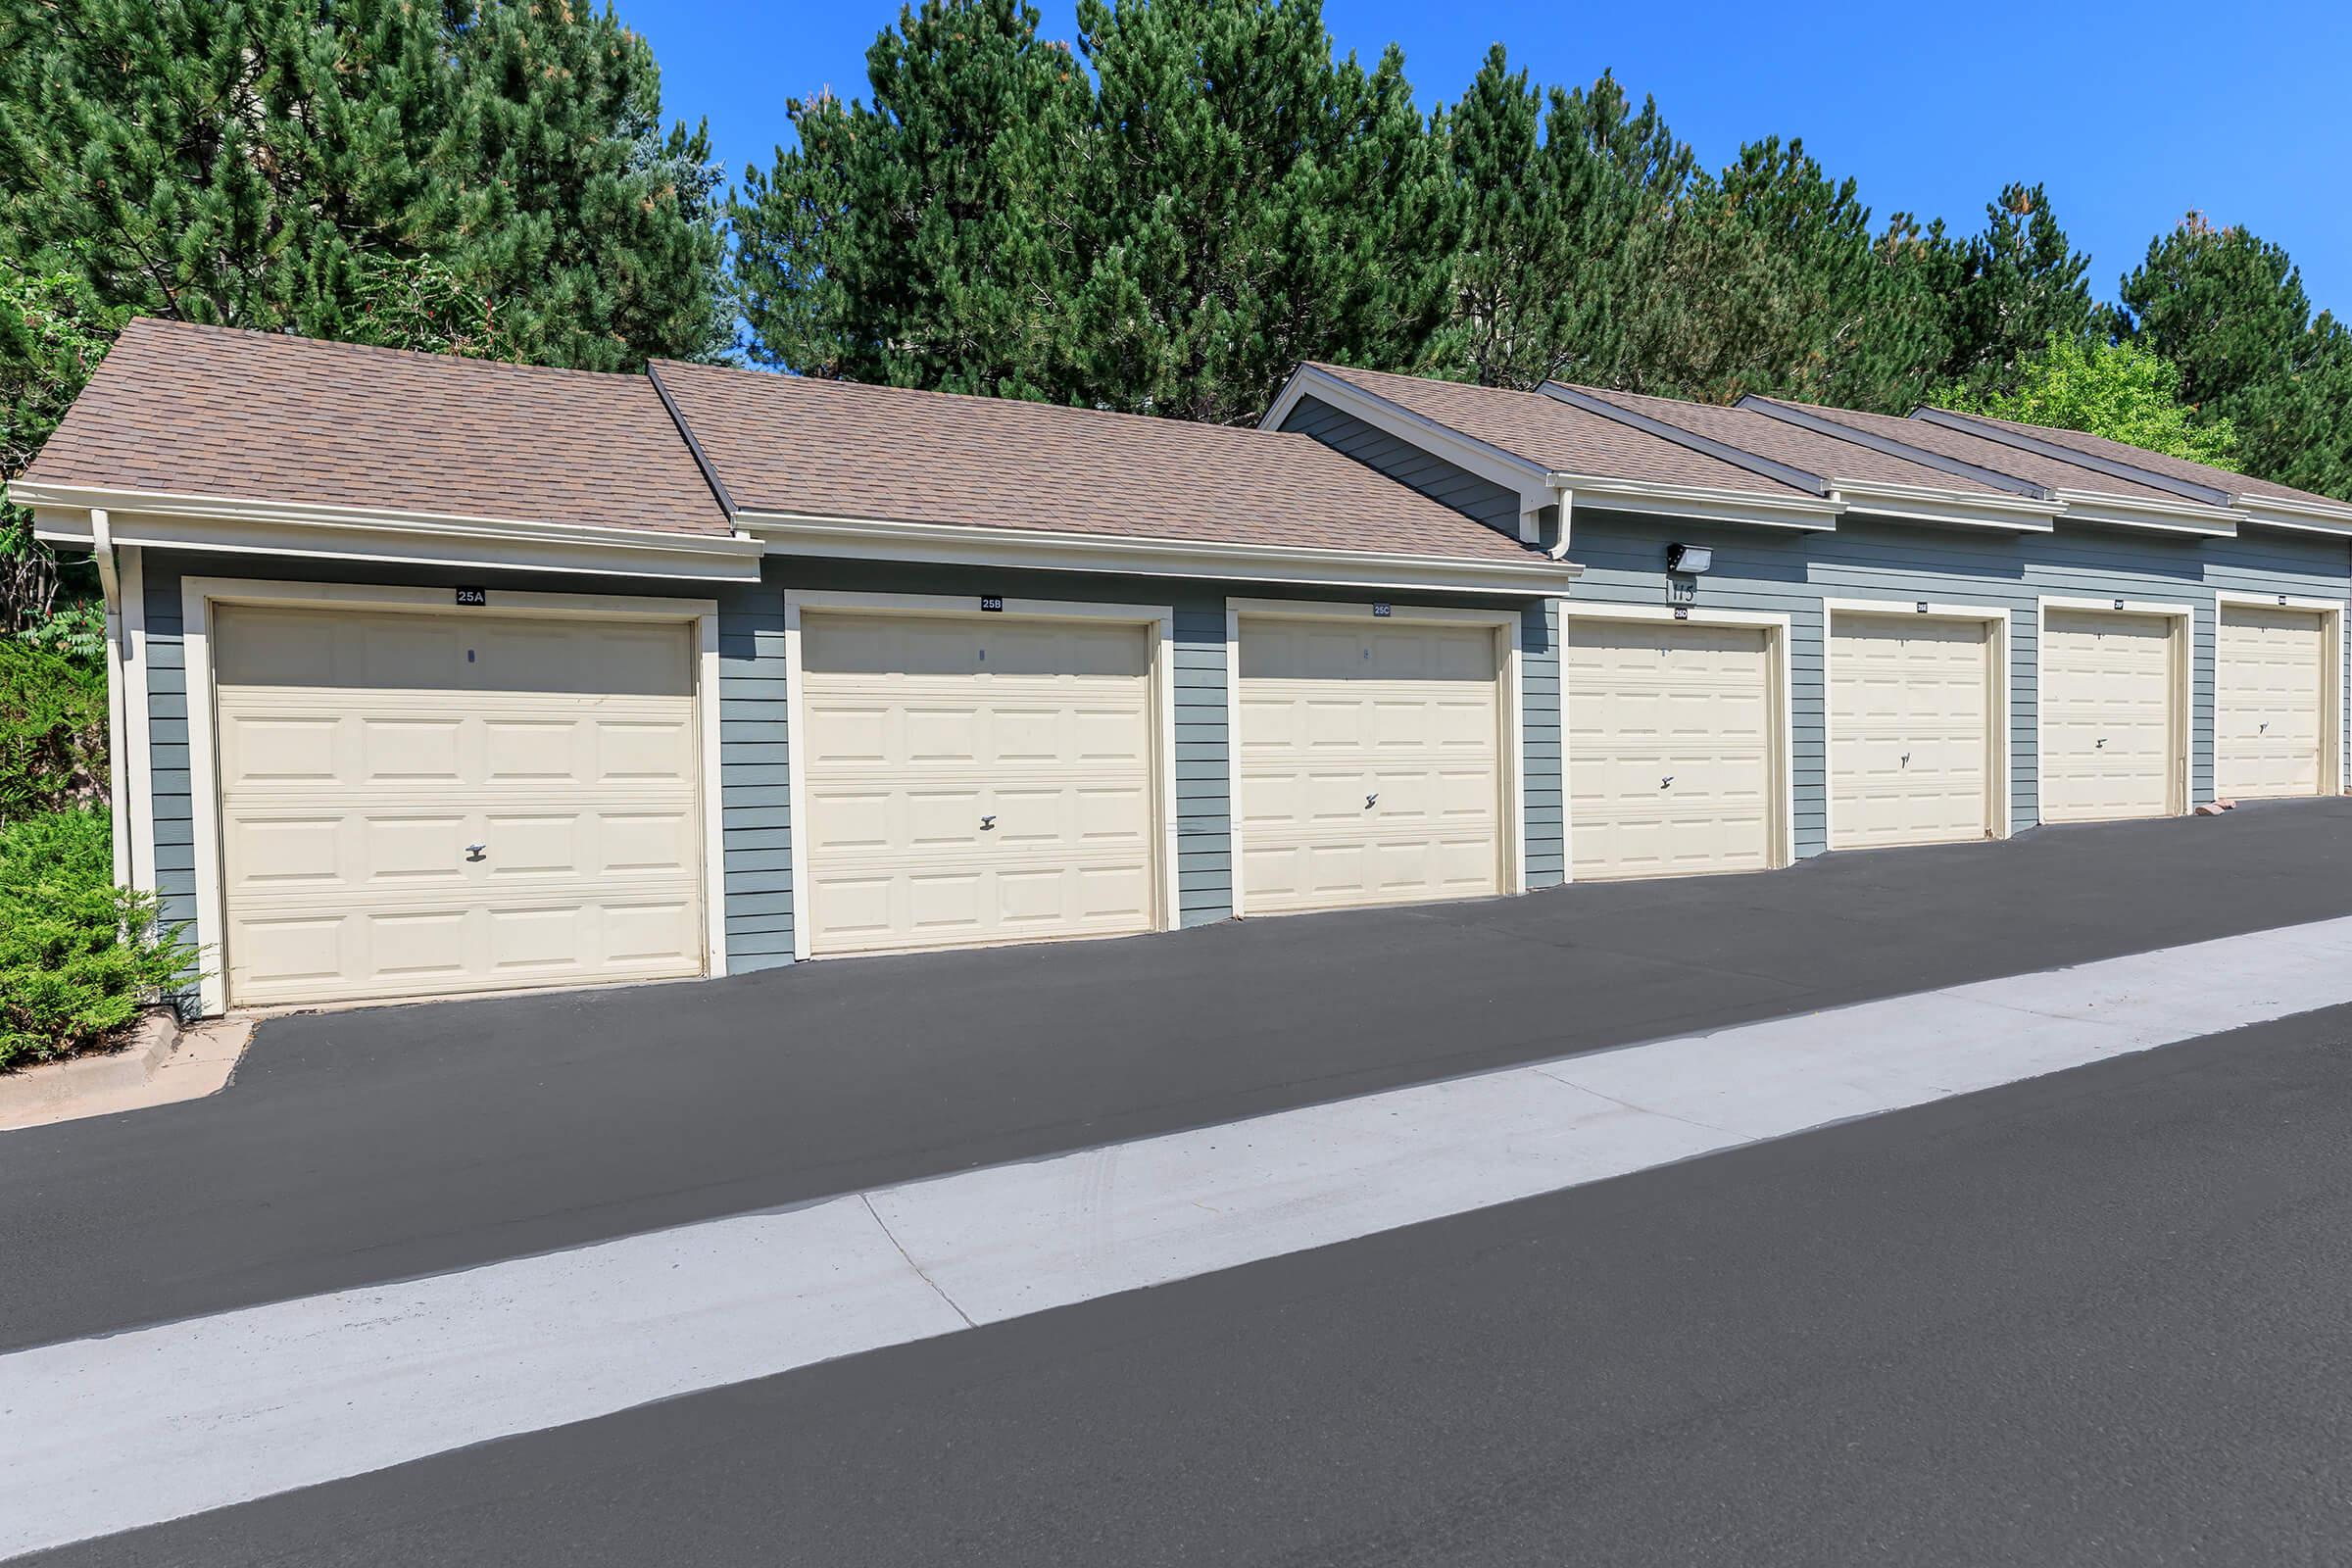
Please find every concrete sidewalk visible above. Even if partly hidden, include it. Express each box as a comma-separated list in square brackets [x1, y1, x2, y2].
[4, 800, 2350, 1350]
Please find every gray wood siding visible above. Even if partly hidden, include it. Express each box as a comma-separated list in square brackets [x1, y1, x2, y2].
[1520, 599, 1564, 886]
[1565, 511, 2352, 858]
[1280, 395, 1525, 538]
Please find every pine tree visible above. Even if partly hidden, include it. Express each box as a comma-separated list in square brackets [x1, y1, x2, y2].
[735, 0, 1456, 424]
[734, 0, 1093, 394]
[1067, 0, 1453, 422]
[1931, 183, 2091, 399]
[2111, 214, 2352, 497]
[1443, 54, 1690, 391]
[0, 0, 728, 370]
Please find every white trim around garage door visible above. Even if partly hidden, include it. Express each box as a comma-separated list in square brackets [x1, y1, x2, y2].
[2034, 593, 2198, 821]
[2214, 589, 2348, 796]
[1555, 602, 1798, 879]
[1820, 597, 2015, 849]
[780, 589, 1183, 962]
[179, 577, 727, 1017]
[1223, 598, 1528, 919]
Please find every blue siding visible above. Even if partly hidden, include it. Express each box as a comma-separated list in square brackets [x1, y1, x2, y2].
[1567, 510, 2352, 858]
[716, 584, 794, 973]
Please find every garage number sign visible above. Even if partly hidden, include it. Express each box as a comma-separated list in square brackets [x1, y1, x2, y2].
[979, 596, 1004, 612]
[454, 586, 487, 607]
[1372, 603, 1393, 617]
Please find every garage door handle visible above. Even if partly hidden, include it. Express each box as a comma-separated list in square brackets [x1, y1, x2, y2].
[979, 815, 997, 831]
[1660, 775, 1674, 790]
[1364, 794, 1378, 809]
[2095, 738, 2106, 749]
[464, 843, 487, 862]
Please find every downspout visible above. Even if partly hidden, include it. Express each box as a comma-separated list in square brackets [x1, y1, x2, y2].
[1544, 483, 1575, 560]
[90, 508, 132, 890]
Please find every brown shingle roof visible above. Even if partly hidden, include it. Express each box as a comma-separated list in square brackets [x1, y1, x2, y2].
[24, 318, 730, 535]
[1571, 385, 2017, 497]
[654, 359, 1541, 563]
[1306, 365, 1817, 499]
[1928, 408, 2352, 512]
[1748, 397, 2192, 505]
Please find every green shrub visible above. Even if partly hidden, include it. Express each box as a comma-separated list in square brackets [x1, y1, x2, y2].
[0, 637, 105, 821]
[0, 808, 196, 1069]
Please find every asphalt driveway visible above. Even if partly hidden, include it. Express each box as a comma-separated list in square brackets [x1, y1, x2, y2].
[6, 799, 2352, 1350]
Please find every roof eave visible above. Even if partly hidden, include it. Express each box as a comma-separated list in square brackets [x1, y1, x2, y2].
[1828, 480, 2057, 533]
[2052, 490, 2242, 538]
[1560, 475, 1843, 531]
[736, 508, 1581, 594]
[2235, 497, 2352, 537]
[15, 479, 763, 582]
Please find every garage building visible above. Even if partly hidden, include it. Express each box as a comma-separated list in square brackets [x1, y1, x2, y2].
[1271, 365, 2352, 883]
[20, 318, 2350, 1014]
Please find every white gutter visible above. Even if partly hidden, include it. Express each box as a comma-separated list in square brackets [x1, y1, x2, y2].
[1559, 474, 1843, 531]
[1827, 479, 2058, 533]
[2235, 496, 2352, 537]
[19, 480, 765, 583]
[738, 510, 1582, 595]
[2053, 490, 2243, 538]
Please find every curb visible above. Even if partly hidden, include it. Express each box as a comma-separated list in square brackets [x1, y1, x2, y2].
[0, 1012, 255, 1132]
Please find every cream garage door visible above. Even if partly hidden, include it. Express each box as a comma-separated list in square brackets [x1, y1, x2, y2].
[797, 612, 1158, 956]
[1829, 613, 1996, 850]
[1568, 617, 1775, 879]
[1236, 616, 1505, 915]
[2218, 605, 2329, 800]
[213, 604, 706, 1008]
[2039, 608, 2179, 823]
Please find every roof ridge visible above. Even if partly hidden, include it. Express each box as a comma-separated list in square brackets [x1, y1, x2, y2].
[1908, 406, 2233, 507]
[1738, 396, 2050, 500]
[655, 358, 1317, 446]
[1540, 382, 1830, 496]
[117, 315, 650, 388]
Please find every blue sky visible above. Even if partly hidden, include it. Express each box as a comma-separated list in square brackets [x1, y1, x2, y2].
[631, 0, 2352, 318]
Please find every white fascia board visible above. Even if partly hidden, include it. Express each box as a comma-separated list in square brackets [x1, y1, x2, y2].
[14, 481, 764, 582]
[1829, 480, 2057, 533]
[1562, 477, 1843, 532]
[2052, 490, 2242, 538]
[2235, 497, 2352, 537]
[740, 510, 1582, 596]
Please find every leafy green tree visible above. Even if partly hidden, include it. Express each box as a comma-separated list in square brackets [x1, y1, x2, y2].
[0, 0, 728, 371]
[2111, 214, 2352, 497]
[1951, 331, 2237, 469]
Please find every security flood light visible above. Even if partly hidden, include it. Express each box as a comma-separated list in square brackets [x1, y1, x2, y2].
[1666, 543, 1712, 574]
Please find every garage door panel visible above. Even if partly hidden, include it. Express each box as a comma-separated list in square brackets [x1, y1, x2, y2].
[1828, 615, 1993, 851]
[1568, 619, 1775, 879]
[1237, 618, 1506, 916]
[799, 612, 1160, 956]
[2041, 610, 2176, 823]
[215, 605, 707, 1007]
[2219, 606, 2328, 800]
